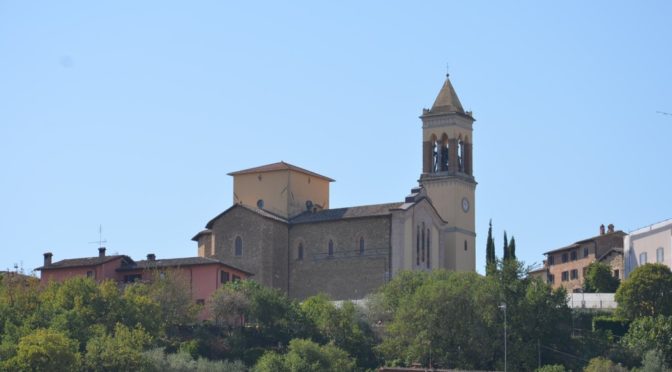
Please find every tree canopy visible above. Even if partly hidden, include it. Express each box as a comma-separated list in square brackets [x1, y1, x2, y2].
[615, 263, 672, 319]
[583, 262, 620, 293]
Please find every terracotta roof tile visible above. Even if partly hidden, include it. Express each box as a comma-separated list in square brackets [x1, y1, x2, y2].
[290, 202, 401, 224]
[227, 161, 334, 182]
[36, 255, 131, 271]
[116, 256, 253, 275]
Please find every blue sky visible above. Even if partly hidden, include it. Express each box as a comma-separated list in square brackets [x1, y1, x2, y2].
[1, 1, 671, 275]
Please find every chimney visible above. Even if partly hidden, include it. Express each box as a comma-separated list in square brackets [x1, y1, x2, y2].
[599, 224, 605, 235]
[607, 224, 615, 234]
[147, 253, 156, 261]
[98, 247, 106, 257]
[43, 252, 53, 266]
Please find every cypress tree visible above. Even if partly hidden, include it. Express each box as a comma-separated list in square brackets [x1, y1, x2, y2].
[509, 236, 516, 260]
[503, 231, 509, 260]
[486, 220, 496, 271]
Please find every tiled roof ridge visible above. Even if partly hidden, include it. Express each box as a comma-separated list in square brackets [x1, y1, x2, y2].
[36, 254, 129, 270]
[544, 230, 626, 255]
[227, 161, 335, 182]
[117, 256, 254, 275]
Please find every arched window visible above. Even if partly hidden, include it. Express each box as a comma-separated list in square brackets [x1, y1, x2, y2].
[234, 236, 243, 256]
[426, 228, 431, 268]
[328, 240, 334, 257]
[421, 223, 426, 262]
[458, 140, 465, 172]
[359, 237, 365, 255]
[441, 142, 449, 171]
[416, 226, 420, 265]
[432, 140, 439, 173]
[464, 240, 468, 251]
[298, 243, 304, 261]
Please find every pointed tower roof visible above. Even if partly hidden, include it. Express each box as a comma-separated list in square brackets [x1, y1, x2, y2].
[429, 74, 465, 114]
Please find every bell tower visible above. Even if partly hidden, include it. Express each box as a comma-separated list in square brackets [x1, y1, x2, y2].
[420, 74, 476, 271]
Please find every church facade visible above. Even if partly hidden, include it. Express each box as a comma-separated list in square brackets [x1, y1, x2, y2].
[193, 76, 477, 300]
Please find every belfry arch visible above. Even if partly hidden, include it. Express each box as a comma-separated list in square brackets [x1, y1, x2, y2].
[425, 132, 472, 176]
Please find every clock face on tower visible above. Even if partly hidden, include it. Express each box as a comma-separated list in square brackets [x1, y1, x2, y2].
[461, 197, 470, 213]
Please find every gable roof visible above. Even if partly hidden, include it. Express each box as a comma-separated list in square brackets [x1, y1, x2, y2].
[36, 255, 132, 271]
[204, 204, 288, 230]
[227, 161, 335, 182]
[116, 256, 254, 275]
[290, 202, 402, 224]
[597, 247, 624, 262]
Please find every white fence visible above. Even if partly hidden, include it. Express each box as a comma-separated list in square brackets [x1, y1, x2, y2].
[567, 293, 616, 309]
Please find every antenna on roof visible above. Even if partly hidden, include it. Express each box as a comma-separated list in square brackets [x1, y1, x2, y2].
[88, 225, 108, 248]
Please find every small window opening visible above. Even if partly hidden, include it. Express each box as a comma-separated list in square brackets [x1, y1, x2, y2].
[257, 199, 264, 209]
[220, 271, 230, 283]
[464, 240, 468, 251]
[359, 237, 365, 255]
[328, 240, 334, 257]
[235, 236, 243, 256]
[298, 243, 304, 261]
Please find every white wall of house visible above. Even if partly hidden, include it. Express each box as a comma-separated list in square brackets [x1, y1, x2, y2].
[624, 219, 672, 278]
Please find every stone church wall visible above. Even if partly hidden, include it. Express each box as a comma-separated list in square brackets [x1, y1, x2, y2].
[208, 207, 289, 291]
[288, 216, 391, 300]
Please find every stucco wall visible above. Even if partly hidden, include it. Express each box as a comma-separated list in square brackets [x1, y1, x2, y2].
[40, 256, 125, 284]
[626, 222, 672, 277]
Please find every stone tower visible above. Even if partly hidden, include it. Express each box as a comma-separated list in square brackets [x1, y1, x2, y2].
[419, 75, 476, 271]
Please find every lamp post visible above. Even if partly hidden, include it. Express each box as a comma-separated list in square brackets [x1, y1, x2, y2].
[500, 303, 507, 372]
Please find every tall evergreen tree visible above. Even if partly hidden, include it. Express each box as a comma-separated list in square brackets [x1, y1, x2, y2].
[509, 236, 516, 260]
[486, 220, 496, 274]
[503, 231, 509, 260]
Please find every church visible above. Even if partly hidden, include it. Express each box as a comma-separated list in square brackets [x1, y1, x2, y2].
[192, 75, 477, 300]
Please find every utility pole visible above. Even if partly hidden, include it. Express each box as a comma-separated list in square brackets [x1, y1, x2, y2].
[500, 303, 507, 372]
[538, 338, 541, 369]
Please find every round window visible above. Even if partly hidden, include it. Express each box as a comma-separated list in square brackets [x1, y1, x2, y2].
[257, 199, 264, 209]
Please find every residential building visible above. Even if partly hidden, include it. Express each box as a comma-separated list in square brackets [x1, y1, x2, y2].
[624, 219, 672, 278]
[536, 224, 625, 292]
[35, 248, 252, 306]
[192, 75, 478, 300]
